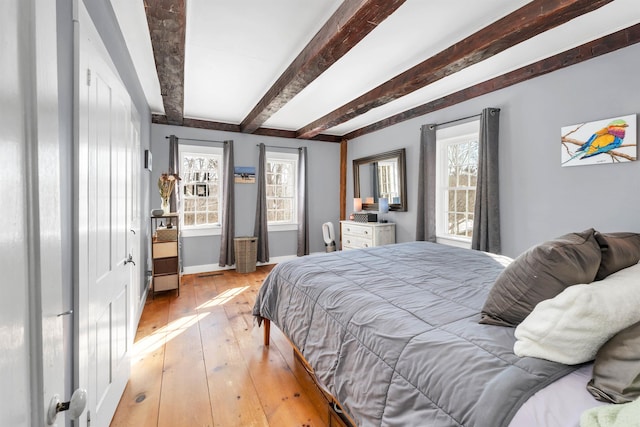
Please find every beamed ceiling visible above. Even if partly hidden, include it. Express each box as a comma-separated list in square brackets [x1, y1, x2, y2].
[111, 0, 640, 142]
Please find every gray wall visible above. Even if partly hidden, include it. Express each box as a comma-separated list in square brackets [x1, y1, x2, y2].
[348, 43, 640, 258]
[150, 124, 341, 269]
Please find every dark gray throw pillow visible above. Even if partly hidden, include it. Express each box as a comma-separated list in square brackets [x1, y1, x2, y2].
[587, 321, 640, 404]
[480, 229, 601, 327]
[594, 232, 640, 281]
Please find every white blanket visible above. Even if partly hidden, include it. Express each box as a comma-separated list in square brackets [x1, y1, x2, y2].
[514, 262, 640, 365]
[581, 397, 640, 427]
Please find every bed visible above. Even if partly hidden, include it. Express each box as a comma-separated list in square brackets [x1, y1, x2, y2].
[252, 233, 640, 427]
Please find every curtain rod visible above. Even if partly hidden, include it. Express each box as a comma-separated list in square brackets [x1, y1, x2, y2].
[429, 108, 500, 129]
[165, 136, 226, 144]
[435, 113, 480, 128]
[256, 144, 305, 150]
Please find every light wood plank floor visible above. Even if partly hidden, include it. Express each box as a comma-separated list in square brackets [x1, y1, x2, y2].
[110, 266, 330, 427]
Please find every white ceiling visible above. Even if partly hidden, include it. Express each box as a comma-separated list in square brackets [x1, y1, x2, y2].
[111, 0, 640, 138]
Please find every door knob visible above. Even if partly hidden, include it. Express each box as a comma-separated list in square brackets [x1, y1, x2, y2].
[125, 254, 136, 265]
[47, 388, 87, 425]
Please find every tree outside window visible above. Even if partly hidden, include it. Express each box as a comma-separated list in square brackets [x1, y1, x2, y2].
[179, 145, 222, 229]
[266, 153, 297, 226]
[435, 120, 480, 247]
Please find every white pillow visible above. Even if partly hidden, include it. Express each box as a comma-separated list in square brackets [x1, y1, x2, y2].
[514, 262, 640, 365]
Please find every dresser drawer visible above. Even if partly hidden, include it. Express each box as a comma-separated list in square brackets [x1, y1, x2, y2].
[342, 235, 374, 249]
[342, 222, 373, 238]
[153, 241, 177, 258]
[153, 274, 179, 291]
[153, 257, 178, 275]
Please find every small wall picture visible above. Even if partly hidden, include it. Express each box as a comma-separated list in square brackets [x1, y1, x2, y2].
[561, 114, 637, 167]
[234, 166, 256, 183]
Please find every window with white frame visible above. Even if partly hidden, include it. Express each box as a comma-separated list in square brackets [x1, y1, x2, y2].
[265, 151, 297, 229]
[179, 144, 223, 235]
[436, 120, 480, 247]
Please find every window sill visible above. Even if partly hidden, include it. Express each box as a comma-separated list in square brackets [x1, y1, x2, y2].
[268, 223, 298, 232]
[436, 235, 471, 249]
[182, 226, 222, 237]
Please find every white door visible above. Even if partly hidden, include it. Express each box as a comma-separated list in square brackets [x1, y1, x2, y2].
[1, 0, 67, 426]
[128, 108, 144, 321]
[76, 4, 135, 426]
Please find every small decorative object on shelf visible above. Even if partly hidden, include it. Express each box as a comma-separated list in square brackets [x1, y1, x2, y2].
[157, 172, 180, 215]
[160, 197, 170, 215]
[378, 198, 389, 223]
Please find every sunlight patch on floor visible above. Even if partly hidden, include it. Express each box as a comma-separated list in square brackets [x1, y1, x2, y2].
[196, 286, 250, 310]
[132, 312, 209, 363]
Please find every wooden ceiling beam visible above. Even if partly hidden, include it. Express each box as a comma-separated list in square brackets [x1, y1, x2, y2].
[145, 0, 186, 125]
[344, 24, 640, 140]
[239, 0, 407, 134]
[296, 0, 614, 139]
[151, 115, 342, 143]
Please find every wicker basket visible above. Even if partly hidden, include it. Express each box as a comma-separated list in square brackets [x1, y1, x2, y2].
[234, 237, 258, 273]
[156, 227, 178, 242]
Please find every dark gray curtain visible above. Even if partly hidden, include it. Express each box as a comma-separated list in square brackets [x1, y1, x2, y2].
[472, 108, 501, 253]
[219, 140, 235, 266]
[168, 134, 182, 272]
[415, 124, 437, 242]
[168, 134, 180, 213]
[297, 147, 309, 256]
[254, 143, 269, 263]
[371, 162, 379, 202]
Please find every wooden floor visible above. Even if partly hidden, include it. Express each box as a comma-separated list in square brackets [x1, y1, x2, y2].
[110, 266, 330, 427]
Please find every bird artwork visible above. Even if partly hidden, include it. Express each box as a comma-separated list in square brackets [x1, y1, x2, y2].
[561, 115, 637, 167]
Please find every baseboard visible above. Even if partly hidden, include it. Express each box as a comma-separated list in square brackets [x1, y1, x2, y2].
[135, 280, 149, 324]
[182, 254, 302, 275]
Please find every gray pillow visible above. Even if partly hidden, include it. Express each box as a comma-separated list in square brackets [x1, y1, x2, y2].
[587, 321, 640, 404]
[480, 229, 601, 327]
[594, 232, 640, 281]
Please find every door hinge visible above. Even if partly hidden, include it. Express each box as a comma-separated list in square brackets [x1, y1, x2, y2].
[86, 69, 91, 86]
[87, 410, 91, 427]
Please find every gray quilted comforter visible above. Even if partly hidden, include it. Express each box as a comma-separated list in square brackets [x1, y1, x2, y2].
[252, 242, 577, 427]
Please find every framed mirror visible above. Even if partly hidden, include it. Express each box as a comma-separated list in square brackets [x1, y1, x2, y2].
[353, 148, 407, 212]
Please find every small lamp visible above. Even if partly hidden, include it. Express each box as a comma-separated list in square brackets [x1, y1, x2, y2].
[353, 197, 362, 213]
[365, 197, 374, 204]
[378, 198, 389, 223]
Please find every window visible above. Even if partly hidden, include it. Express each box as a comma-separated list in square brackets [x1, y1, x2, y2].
[179, 144, 223, 236]
[377, 159, 398, 201]
[436, 121, 480, 247]
[265, 152, 297, 230]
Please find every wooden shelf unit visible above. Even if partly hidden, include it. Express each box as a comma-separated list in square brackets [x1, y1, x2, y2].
[150, 213, 180, 296]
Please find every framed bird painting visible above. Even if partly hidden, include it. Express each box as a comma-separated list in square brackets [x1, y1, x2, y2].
[561, 114, 637, 167]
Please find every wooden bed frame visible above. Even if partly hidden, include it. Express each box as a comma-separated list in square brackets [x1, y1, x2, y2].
[261, 318, 355, 427]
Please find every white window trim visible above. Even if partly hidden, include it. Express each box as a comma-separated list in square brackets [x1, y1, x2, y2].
[265, 151, 298, 232]
[435, 120, 480, 249]
[178, 144, 223, 237]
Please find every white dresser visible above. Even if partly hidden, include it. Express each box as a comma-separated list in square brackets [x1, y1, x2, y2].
[340, 220, 395, 250]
